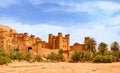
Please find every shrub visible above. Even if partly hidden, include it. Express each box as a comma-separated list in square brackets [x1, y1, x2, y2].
[70, 50, 94, 62]
[82, 50, 94, 62]
[102, 55, 112, 63]
[15, 52, 25, 61]
[56, 49, 64, 61]
[0, 49, 12, 65]
[58, 49, 64, 54]
[0, 56, 12, 65]
[0, 48, 5, 53]
[94, 55, 102, 63]
[94, 55, 112, 63]
[8, 50, 18, 60]
[0, 49, 6, 57]
[47, 49, 65, 61]
[35, 55, 42, 62]
[8, 50, 25, 61]
[111, 51, 120, 62]
[70, 51, 81, 62]
[56, 53, 64, 60]
[24, 52, 32, 61]
[47, 52, 57, 61]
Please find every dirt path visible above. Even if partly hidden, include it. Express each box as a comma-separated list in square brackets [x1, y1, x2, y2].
[0, 61, 120, 73]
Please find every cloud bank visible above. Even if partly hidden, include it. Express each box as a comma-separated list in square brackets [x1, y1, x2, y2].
[0, 0, 120, 47]
[0, 17, 120, 46]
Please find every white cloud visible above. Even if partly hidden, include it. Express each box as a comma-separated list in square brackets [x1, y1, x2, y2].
[0, 17, 120, 47]
[0, 0, 120, 48]
[91, 1, 120, 15]
[0, 17, 66, 41]
[66, 1, 120, 15]
[10, 23, 66, 39]
[99, 16, 120, 26]
[29, 0, 120, 16]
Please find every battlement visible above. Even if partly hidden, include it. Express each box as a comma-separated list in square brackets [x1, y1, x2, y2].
[48, 32, 70, 51]
[30, 35, 35, 38]
[84, 37, 90, 43]
[58, 32, 62, 37]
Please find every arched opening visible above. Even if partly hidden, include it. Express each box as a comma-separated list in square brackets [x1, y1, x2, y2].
[28, 47, 32, 51]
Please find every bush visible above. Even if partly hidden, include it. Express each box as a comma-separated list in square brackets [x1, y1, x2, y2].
[94, 55, 112, 63]
[24, 52, 32, 61]
[58, 49, 64, 54]
[0, 49, 5, 53]
[111, 51, 120, 62]
[47, 52, 57, 61]
[47, 49, 65, 61]
[82, 50, 94, 62]
[15, 52, 25, 61]
[0, 56, 12, 65]
[70, 50, 94, 62]
[94, 55, 102, 63]
[8, 50, 25, 61]
[70, 51, 81, 62]
[8, 50, 16, 60]
[57, 49, 64, 61]
[0, 49, 6, 57]
[102, 55, 112, 63]
[35, 55, 42, 62]
[56, 53, 64, 60]
[0, 49, 12, 65]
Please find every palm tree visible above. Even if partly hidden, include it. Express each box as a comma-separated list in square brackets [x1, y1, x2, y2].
[98, 42, 108, 55]
[85, 38, 97, 52]
[111, 42, 119, 51]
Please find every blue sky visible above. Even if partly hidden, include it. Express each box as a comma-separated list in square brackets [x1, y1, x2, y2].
[0, 0, 120, 46]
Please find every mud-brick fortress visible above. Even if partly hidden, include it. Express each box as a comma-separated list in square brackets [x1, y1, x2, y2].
[0, 24, 90, 57]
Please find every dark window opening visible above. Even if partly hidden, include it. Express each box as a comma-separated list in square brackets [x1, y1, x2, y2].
[28, 47, 32, 51]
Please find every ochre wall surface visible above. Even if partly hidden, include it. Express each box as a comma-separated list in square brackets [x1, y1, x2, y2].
[0, 24, 89, 57]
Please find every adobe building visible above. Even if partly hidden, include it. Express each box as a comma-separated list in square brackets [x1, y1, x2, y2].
[70, 37, 90, 51]
[0, 24, 90, 58]
[0, 25, 70, 57]
[48, 32, 70, 57]
[0, 24, 47, 55]
[70, 43, 85, 51]
[48, 32, 70, 51]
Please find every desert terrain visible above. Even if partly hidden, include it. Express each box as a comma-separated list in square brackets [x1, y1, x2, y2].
[0, 61, 120, 73]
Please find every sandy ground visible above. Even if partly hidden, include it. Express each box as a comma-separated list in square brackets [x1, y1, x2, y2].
[0, 61, 120, 73]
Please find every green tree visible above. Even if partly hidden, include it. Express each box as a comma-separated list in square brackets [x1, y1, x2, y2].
[98, 42, 108, 55]
[111, 42, 119, 51]
[85, 38, 96, 52]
